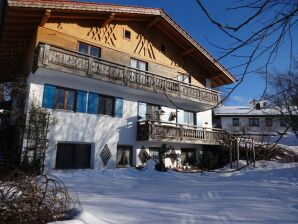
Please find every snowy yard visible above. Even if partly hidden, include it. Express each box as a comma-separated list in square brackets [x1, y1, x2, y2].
[52, 160, 298, 224]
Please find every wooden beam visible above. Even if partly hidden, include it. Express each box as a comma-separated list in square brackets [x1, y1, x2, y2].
[101, 13, 115, 28]
[40, 9, 51, 26]
[146, 17, 160, 30]
[181, 48, 195, 57]
[210, 74, 222, 80]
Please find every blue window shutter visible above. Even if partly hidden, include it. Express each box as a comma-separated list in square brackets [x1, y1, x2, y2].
[115, 97, 123, 117]
[138, 102, 147, 120]
[76, 91, 87, 113]
[87, 92, 98, 114]
[42, 84, 56, 109]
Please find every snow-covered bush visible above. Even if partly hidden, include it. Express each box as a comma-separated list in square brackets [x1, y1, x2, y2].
[0, 171, 81, 224]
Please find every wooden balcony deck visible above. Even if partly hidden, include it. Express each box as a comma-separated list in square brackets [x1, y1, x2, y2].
[36, 43, 220, 106]
[137, 120, 225, 145]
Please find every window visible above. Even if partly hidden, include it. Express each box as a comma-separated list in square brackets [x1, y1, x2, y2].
[87, 93, 123, 117]
[124, 30, 131, 40]
[265, 118, 273, 127]
[184, 111, 196, 125]
[88, 94, 114, 116]
[181, 149, 197, 167]
[56, 143, 91, 169]
[78, 42, 101, 58]
[130, 58, 148, 83]
[160, 44, 166, 52]
[232, 118, 239, 126]
[116, 145, 133, 167]
[249, 118, 259, 127]
[177, 73, 191, 84]
[130, 58, 147, 71]
[280, 119, 288, 127]
[149, 147, 160, 162]
[54, 87, 76, 111]
[42, 85, 88, 113]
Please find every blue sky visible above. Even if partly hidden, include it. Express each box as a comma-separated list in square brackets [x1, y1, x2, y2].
[82, 0, 298, 106]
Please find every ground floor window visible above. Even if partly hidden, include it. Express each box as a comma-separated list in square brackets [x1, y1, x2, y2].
[56, 143, 91, 169]
[181, 148, 197, 167]
[265, 118, 273, 127]
[249, 118, 259, 127]
[149, 147, 161, 162]
[117, 145, 133, 168]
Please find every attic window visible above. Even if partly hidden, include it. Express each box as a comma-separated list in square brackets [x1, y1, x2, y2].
[124, 30, 131, 40]
[160, 44, 166, 52]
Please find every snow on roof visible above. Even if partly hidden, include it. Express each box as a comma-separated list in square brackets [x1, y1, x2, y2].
[213, 106, 283, 116]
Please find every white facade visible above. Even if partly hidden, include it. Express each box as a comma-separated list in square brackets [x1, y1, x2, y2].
[26, 68, 213, 171]
[214, 106, 291, 136]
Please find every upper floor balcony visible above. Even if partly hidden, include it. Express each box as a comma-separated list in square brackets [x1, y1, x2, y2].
[35, 43, 220, 109]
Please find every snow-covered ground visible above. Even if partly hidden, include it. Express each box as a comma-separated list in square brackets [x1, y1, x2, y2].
[51, 160, 298, 224]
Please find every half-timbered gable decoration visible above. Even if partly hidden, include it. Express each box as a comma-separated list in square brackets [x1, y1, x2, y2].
[0, 0, 236, 88]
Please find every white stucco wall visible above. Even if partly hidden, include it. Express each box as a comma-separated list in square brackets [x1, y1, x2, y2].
[220, 116, 290, 134]
[26, 68, 213, 171]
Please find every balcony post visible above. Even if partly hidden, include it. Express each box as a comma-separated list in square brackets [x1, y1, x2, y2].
[153, 73, 157, 91]
[124, 66, 129, 86]
[203, 127, 207, 140]
[43, 44, 50, 65]
[87, 57, 93, 76]
[180, 124, 184, 141]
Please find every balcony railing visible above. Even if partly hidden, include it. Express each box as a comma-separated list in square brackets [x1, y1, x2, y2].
[36, 43, 220, 106]
[137, 120, 225, 145]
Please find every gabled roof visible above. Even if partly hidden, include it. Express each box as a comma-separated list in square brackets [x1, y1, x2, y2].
[0, 0, 236, 85]
[214, 106, 298, 117]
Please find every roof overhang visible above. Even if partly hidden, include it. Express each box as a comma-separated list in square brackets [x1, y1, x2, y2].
[0, 0, 237, 86]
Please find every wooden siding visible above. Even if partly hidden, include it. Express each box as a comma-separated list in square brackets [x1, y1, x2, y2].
[36, 43, 220, 106]
[36, 20, 209, 87]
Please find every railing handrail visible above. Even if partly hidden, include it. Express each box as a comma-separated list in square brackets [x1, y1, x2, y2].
[138, 120, 223, 132]
[38, 43, 221, 95]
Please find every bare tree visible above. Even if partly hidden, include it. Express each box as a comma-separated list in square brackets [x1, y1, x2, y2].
[196, 0, 298, 102]
[265, 60, 298, 138]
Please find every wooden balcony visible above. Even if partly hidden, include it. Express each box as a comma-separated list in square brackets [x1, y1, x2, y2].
[36, 43, 220, 106]
[137, 120, 225, 145]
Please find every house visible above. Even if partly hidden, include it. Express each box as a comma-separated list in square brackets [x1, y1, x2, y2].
[0, 0, 236, 171]
[213, 101, 296, 142]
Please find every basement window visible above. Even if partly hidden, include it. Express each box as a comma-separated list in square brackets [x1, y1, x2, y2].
[124, 30, 131, 40]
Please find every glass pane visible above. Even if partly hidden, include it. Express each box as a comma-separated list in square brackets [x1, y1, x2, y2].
[90, 46, 100, 58]
[138, 61, 147, 71]
[78, 43, 89, 54]
[117, 146, 131, 167]
[138, 102, 147, 120]
[184, 111, 189, 125]
[189, 112, 194, 125]
[98, 95, 105, 115]
[67, 90, 75, 111]
[55, 88, 65, 109]
[130, 59, 138, 68]
[106, 97, 114, 116]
